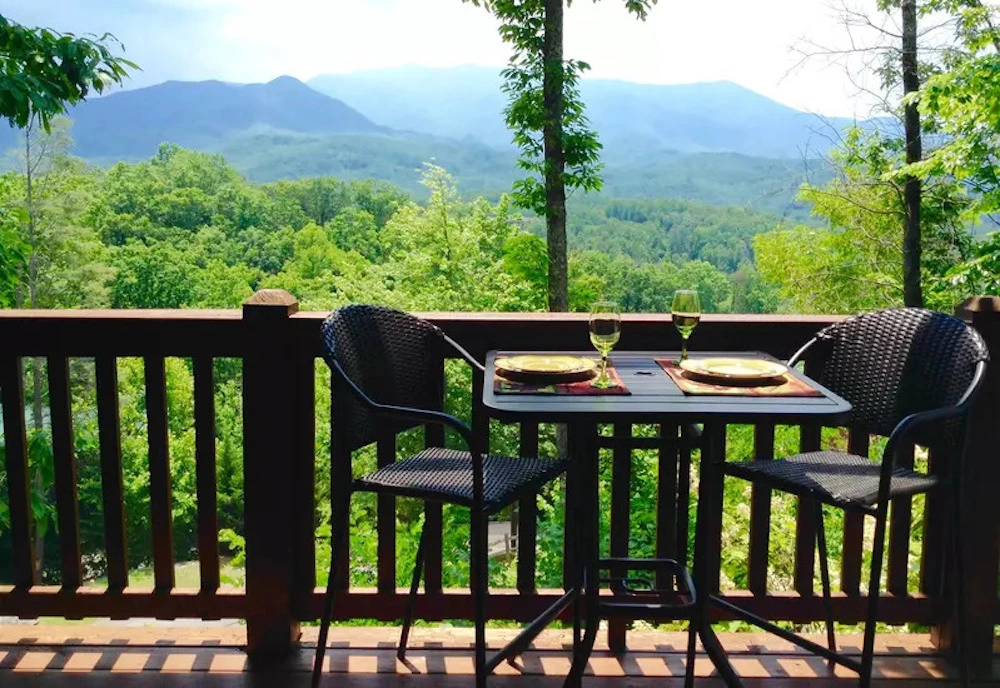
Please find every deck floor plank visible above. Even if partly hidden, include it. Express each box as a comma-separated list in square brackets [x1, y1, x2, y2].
[0, 626, 994, 686]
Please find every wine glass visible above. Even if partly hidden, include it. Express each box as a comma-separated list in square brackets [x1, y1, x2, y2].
[589, 300, 621, 388]
[671, 290, 702, 362]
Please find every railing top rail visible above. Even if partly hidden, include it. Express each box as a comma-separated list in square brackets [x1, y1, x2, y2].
[0, 309, 245, 357]
[0, 309, 242, 321]
[0, 307, 847, 359]
[290, 311, 846, 324]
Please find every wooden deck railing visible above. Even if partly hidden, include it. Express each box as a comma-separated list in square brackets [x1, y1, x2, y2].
[1, 291, 998, 673]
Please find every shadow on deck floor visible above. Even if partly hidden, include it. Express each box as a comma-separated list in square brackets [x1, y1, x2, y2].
[0, 625, 995, 686]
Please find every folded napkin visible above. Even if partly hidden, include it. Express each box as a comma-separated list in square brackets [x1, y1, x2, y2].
[656, 359, 823, 397]
[494, 367, 630, 395]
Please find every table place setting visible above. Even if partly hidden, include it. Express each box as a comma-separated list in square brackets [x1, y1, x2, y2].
[492, 299, 632, 395]
[658, 356, 824, 397]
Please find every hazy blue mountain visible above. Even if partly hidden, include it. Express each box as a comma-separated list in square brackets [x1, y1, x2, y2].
[0, 76, 383, 158]
[0, 72, 829, 220]
[309, 65, 863, 159]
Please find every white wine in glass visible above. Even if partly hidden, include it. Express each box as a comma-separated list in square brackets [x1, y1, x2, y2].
[671, 290, 701, 362]
[589, 301, 621, 388]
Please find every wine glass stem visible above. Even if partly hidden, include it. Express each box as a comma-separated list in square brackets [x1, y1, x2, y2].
[600, 354, 609, 381]
[680, 336, 689, 362]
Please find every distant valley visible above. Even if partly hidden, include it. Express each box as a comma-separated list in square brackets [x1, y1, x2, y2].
[0, 68, 847, 219]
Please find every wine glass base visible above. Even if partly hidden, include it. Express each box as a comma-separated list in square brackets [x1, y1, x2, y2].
[590, 377, 616, 389]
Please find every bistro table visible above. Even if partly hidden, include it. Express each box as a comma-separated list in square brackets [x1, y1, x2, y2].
[482, 350, 852, 687]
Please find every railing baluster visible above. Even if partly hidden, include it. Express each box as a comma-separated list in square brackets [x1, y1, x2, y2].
[608, 423, 632, 653]
[703, 422, 727, 594]
[516, 421, 539, 594]
[48, 356, 82, 590]
[794, 423, 821, 596]
[841, 429, 869, 595]
[562, 424, 575, 590]
[676, 426, 693, 570]
[292, 353, 317, 607]
[421, 356, 446, 594]
[330, 432, 351, 594]
[0, 355, 36, 588]
[919, 446, 947, 597]
[748, 423, 775, 595]
[887, 442, 915, 596]
[376, 432, 397, 595]
[145, 356, 175, 593]
[424, 421, 445, 594]
[96, 356, 129, 591]
[193, 356, 220, 592]
[656, 423, 679, 587]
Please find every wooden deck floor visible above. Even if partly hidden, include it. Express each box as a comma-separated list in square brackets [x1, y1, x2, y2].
[0, 624, 996, 686]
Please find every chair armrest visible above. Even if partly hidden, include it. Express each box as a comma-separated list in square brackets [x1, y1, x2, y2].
[786, 336, 818, 368]
[883, 359, 987, 460]
[443, 333, 486, 374]
[329, 356, 477, 449]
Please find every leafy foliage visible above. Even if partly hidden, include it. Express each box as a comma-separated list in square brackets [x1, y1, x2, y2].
[0, 15, 135, 131]
[756, 127, 972, 314]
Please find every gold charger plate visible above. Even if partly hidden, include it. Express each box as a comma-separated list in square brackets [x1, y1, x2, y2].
[679, 357, 787, 383]
[495, 355, 597, 383]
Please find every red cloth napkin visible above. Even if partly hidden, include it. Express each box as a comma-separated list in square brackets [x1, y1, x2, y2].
[656, 359, 823, 397]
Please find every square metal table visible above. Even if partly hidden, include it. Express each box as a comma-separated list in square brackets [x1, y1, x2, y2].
[482, 351, 852, 687]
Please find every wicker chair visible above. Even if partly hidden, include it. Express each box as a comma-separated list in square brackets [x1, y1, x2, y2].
[715, 308, 988, 688]
[312, 304, 569, 688]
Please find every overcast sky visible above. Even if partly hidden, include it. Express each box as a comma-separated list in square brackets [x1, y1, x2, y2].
[5, 0, 894, 117]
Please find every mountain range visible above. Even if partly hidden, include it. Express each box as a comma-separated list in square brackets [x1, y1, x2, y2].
[0, 69, 847, 217]
[309, 65, 859, 160]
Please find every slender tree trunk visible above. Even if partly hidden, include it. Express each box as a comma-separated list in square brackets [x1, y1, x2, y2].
[542, 0, 568, 312]
[24, 119, 47, 573]
[901, 0, 923, 308]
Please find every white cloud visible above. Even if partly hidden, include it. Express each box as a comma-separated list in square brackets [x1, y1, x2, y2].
[5, 0, 896, 116]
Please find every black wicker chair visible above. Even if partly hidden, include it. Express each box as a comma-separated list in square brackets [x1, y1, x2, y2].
[311, 304, 569, 688]
[714, 308, 988, 688]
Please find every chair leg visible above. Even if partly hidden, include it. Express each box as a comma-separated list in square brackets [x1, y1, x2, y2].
[952, 483, 969, 688]
[860, 508, 889, 688]
[311, 538, 339, 688]
[684, 617, 697, 688]
[398, 522, 429, 660]
[471, 510, 489, 688]
[815, 502, 837, 656]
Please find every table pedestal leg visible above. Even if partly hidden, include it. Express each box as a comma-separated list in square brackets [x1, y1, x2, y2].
[693, 421, 743, 687]
[565, 422, 599, 688]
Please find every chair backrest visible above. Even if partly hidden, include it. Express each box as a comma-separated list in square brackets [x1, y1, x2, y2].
[801, 308, 988, 449]
[321, 304, 447, 452]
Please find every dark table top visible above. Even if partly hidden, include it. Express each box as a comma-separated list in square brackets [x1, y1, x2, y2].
[482, 350, 852, 425]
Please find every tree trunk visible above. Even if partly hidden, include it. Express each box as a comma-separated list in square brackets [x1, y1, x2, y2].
[24, 118, 47, 573]
[901, 0, 923, 308]
[542, 0, 569, 312]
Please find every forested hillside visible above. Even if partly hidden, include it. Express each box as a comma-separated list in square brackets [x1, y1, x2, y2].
[0, 76, 831, 221]
[0, 135, 775, 315]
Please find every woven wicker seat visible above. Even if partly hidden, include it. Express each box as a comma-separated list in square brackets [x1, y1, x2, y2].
[725, 450, 939, 509]
[718, 308, 988, 688]
[312, 304, 568, 688]
[358, 447, 566, 514]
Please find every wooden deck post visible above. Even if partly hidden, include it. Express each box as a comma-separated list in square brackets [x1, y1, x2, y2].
[243, 289, 302, 659]
[945, 296, 1000, 676]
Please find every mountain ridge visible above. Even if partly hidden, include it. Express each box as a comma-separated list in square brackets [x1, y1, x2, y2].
[0, 75, 383, 159]
[307, 65, 865, 158]
[0, 71, 832, 219]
